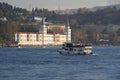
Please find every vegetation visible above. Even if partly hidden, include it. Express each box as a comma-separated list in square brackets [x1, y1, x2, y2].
[0, 2, 120, 46]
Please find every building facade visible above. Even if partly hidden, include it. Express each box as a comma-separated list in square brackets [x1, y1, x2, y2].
[15, 18, 71, 46]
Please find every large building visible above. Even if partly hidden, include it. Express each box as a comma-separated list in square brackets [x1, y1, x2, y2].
[15, 17, 71, 46]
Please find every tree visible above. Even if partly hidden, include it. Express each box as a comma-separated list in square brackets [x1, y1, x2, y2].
[72, 28, 86, 42]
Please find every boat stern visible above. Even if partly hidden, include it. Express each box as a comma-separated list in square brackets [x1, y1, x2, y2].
[83, 46, 93, 55]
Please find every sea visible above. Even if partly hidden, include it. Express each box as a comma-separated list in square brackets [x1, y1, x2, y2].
[0, 46, 120, 80]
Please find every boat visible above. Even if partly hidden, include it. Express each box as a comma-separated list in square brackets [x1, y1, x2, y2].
[58, 42, 93, 55]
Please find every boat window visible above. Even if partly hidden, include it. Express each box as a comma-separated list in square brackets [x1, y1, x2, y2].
[85, 48, 92, 50]
[74, 49, 76, 51]
[79, 48, 82, 51]
[70, 48, 73, 51]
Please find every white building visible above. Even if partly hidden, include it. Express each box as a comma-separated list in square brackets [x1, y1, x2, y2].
[15, 17, 71, 46]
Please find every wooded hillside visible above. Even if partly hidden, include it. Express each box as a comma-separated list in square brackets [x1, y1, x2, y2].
[0, 2, 120, 45]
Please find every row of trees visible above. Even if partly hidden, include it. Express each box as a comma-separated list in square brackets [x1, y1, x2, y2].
[0, 21, 18, 46]
[0, 2, 29, 21]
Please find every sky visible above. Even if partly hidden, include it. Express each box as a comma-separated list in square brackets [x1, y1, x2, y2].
[0, 0, 108, 10]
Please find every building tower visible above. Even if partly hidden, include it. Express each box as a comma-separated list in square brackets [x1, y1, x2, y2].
[39, 9, 47, 46]
[64, 15, 71, 42]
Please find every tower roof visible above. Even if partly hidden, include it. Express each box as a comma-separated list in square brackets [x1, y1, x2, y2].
[41, 9, 44, 25]
[66, 15, 70, 28]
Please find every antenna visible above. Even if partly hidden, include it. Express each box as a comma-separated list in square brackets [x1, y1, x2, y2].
[29, 4, 31, 11]
[58, 5, 61, 14]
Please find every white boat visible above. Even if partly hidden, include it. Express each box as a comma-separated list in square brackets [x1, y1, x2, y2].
[58, 42, 93, 55]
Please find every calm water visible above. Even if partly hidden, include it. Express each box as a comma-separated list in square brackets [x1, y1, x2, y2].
[0, 46, 120, 80]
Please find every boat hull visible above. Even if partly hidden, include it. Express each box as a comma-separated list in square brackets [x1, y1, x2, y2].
[58, 50, 93, 55]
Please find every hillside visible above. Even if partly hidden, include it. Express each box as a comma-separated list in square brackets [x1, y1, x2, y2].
[0, 2, 120, 45]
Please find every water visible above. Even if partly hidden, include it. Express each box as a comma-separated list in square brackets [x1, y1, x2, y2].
[0, 46, 120, 80]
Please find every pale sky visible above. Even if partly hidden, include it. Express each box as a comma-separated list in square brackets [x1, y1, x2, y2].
[0, 0, 108, 10]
